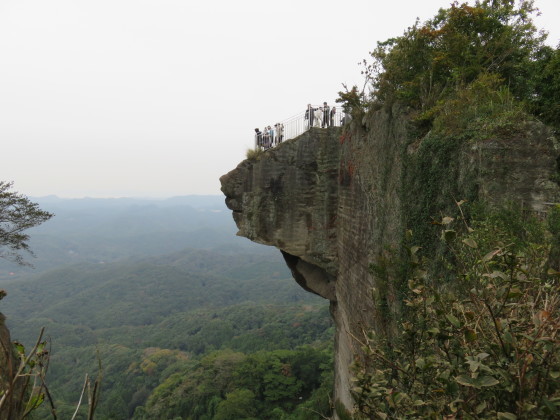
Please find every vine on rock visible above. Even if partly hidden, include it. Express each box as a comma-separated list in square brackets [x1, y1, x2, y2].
[353, 203, 560, 419]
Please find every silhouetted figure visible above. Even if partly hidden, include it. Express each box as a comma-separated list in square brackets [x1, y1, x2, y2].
[306, 104, 317, 128]
[277, 123, 284, 143]
[322, 102, 330, 127]
[263, 127, 270, 149]
[254, 128, 262, 149]
[268, 125, 274, 147]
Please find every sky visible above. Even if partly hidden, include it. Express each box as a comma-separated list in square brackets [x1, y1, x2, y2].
[0, 0, 558, 198]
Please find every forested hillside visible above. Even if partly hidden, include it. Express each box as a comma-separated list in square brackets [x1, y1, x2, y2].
[0, 196, 251, 279]
[0, 197, 333, 419]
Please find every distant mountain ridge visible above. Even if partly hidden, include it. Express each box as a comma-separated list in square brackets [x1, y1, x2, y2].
[2, 246, 312, 343]
[0, 195, 264, 279]
[31, 194, 228, 210]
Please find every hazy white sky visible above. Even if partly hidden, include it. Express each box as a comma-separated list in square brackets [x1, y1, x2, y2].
[0, 0, 558, 198]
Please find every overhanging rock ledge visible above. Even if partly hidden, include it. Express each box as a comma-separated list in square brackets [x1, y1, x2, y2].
[220, 109, 560, 416]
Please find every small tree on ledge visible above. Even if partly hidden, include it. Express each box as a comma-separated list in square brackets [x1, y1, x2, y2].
[0, 181, 53, 266]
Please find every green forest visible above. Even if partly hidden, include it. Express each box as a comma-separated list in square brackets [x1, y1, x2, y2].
[340, 0, 559, 134]
[0, 197, 334, 419]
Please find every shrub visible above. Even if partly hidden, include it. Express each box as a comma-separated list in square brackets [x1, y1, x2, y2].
[246, 148, 264, 161]
[337, 1, 559, 132]
[353, 204, 560, 419]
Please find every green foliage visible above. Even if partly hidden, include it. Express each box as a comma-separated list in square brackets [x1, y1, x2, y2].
[353, 205, 560, 419]
[1, 197, 334, 419]
[0, 332, 51, 419]
[529, 44, 560, 129]
[427, 73, 525, 136]
[335, 399, 354, 420]
[22, 302, 332, 420]
[371, 0, 543, 108]
[402, 132, 470, 255]
[214, 389, 258, 420]
[3, 251, 316, 336]
[137, 346, 333, 419]
[339, 0, 559, 132]
[0, 328, 101, 420]
[3, 214, 333, 419]
[0, 181, 53, 265]
[336, 85, 367, 126]
[547, 204, 560, 238]
[401, 76, 533, 257]
[246, 147, 264, 160]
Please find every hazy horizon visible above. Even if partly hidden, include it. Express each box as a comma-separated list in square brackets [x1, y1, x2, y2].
[29, 192, 225, 200]
[1, 0, 558, 199]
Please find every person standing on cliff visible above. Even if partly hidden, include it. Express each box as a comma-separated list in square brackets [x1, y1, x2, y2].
[306, 104, 314, 128]
[263, 127, 269, 149]
[273, 124, 277, 146]
[254, 128, 262, 149]
[268, 125, 274, 147]
[330, 106, 336, 127]
[278, 123, 284, 143]
[322, 102, 330, 128]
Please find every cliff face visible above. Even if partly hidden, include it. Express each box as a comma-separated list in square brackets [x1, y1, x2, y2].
[0, 313, 25, 420]
[220, 107, 560, 413]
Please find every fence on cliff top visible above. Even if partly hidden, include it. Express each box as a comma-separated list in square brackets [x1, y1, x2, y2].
[255, 105, 348, 150]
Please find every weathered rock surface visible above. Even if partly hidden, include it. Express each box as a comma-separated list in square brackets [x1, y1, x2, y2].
[0, 312, 25, 420]
[220, 109, 560, 415]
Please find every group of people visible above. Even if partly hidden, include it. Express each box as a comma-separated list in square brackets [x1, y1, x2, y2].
[255, 123, 284, 150]
[254, 102, 343, 151]
[305, 102, 337, 128]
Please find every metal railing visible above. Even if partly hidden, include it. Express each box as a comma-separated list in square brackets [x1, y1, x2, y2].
[254, 105, 348, 150]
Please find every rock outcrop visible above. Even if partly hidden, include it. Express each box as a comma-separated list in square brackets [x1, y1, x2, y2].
[220, 107, 560, 414]
[0, 313, 25, 420]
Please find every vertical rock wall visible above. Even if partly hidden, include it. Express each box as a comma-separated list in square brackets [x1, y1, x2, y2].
[0, 313, 25, 420]
[220, 109, 560, 415]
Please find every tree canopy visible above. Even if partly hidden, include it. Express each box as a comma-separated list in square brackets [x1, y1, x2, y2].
[341, 0, 560, 129]
[0, 182, 53, 265]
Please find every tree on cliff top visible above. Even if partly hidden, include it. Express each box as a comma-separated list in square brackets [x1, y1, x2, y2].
[0, 182, 53, 266]
[370, 0, 543, 107]
[340, 0, 560, 129]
